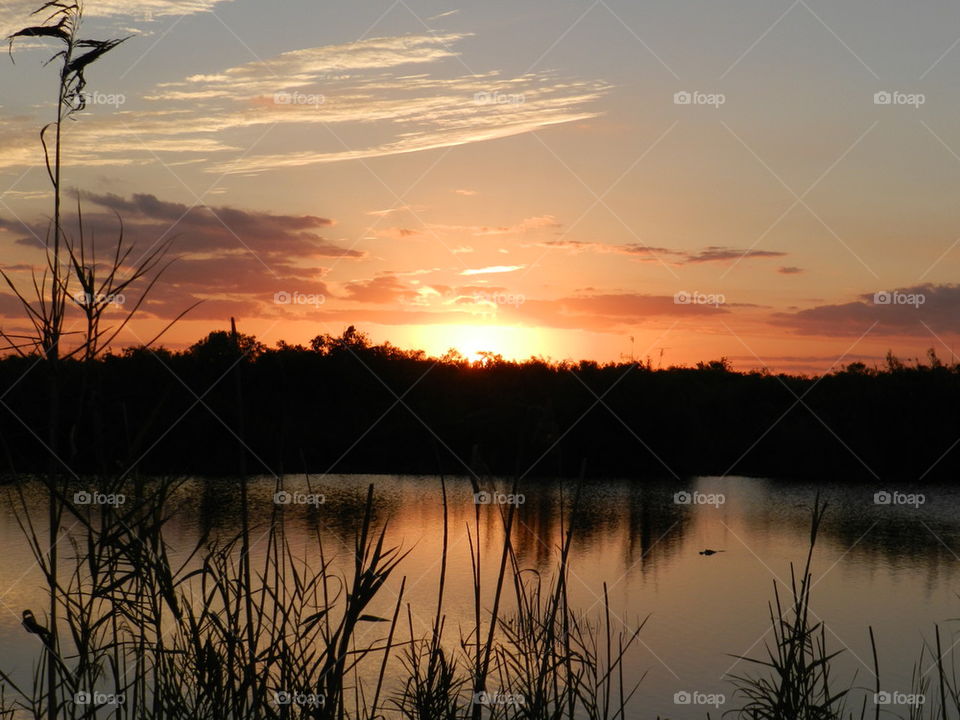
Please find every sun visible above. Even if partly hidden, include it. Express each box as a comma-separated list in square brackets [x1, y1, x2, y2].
[415, 324, 543, 362]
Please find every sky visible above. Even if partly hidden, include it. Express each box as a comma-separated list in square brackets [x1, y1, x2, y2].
[2, 0, 960, 373]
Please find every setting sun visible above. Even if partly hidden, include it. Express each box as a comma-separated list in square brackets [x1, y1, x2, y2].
[414, 323, 547, 362]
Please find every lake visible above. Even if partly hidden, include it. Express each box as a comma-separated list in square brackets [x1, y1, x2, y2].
[0, 475, 957, 719]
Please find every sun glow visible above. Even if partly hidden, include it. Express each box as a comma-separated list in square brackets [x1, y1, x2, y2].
[415, 324, 545, 362]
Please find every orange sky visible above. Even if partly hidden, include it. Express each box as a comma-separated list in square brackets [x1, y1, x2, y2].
[2, 0, 960, 373]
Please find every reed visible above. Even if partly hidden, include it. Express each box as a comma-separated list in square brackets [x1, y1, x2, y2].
[9, 476, 960, 719]
[0, 472, 648, 720]
[725, 497, 960, 720]
[393, 474, 643, 720]
[727, 495, 855, 720]
[18, 441, 960, 720]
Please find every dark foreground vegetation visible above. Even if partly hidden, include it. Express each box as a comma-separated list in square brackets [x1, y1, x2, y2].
[1, 478, 958, 720]
[0, 326, 957, 480]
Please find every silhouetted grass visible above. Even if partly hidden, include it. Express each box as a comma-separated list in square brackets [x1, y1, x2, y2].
[728, 497, 853, 720]
[5, 476, 960, 719]
[0, 474, 644, 719]
[727, 496, 960, 720]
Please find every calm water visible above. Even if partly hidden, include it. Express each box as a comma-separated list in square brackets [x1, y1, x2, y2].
[1, 475, 958, 719]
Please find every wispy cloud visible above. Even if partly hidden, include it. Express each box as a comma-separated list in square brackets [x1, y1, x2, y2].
[683, 246, 785, 264]
[148, 34, 467, 101]
[376, 215, 561, 241]
[461, 265, 525, 275]
[0, 32, 609, 174]
[0, 0, 234, 41]
[536, 240, 788, 266]
[427, 9, 461, 22]
[366, 205, 428, 217]
[208, 74, 607, 174]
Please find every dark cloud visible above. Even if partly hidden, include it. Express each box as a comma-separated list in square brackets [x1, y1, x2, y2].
[773, 284, 960, 337]
[683, 246, 786, 264]
[0, 192, 357, 259]
[536, 240, 678, 257]
[0, 192, 345, 322]
[536, 240, 786, 265]
[778, 266, 804, 275]
[620, 244, 685, 257]
[86, 192, 355, 259]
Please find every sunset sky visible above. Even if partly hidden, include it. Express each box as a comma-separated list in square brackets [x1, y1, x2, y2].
[2, 0, 960, 372]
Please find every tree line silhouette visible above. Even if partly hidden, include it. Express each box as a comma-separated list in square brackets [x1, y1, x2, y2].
[0, 325, 956, 480]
